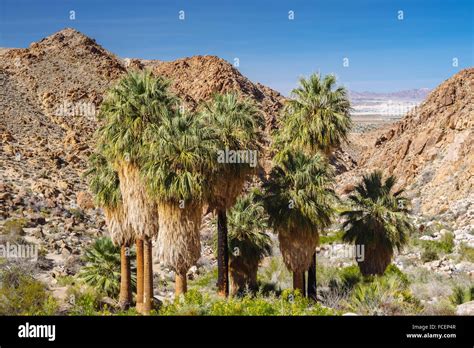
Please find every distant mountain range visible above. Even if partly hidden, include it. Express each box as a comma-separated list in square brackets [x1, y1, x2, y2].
[349, 88, 431, 101]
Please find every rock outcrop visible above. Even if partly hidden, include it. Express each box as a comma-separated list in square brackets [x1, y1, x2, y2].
[339, 68, 473, 228]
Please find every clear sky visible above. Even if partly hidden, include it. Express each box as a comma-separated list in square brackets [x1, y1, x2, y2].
[0, 0, 472, 95]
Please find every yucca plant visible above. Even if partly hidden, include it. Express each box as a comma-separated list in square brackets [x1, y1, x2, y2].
[341, 171, 414, 276]
[226, 190, 272, 296]
[262, 148, 336, 292]
[201, 93, 265, 297]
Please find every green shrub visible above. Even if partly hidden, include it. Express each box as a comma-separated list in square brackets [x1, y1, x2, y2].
[384, 264, 409, 286]
[421, 247, 439, 262]
[319, 230, 344, 245]
[419, 232, 455, 262]
[328, 265, 362, 291]
[1, 218, 27, 243]
[1, 218, 28, 234]
[450, 285, 473, 305]
[423, 299, 456, 315]
[258, 256, 292, 292]
[349, 275, 422, 315]
[0, 265, 58, 315]
[439, 232, 455, 253]
[56, 275, 77, 287]
[66, 284, 104, 315]
[158, 289, 336, 316]
[458, 243, 474, 262]
[69, 208, 85, 221]
[189, 268, 218, 290]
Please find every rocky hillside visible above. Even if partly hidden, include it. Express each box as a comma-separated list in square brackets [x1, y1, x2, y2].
[340, 68, 473, 230]
[0, 28, 285, 284]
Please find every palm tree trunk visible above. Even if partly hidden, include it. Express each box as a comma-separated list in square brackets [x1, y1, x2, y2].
[292, 271, 305, 294]
[217, 209, 229, 297]
[135, 238, 144, 313]
[143, 236, 153, 314]
[307, 252, 317, 301]
[118, 245, 132, 309]
[175, 272, 187, 296]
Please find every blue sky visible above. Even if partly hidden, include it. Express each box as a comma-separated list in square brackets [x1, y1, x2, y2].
[0, 0, 472, 94]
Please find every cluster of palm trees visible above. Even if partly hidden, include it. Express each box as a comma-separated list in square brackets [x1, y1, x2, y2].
[86, 70, 413, 314]
[87, 71, 264, 313]
[260, 74, 352, 296]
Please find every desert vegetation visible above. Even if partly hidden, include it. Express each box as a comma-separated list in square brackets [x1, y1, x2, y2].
[1, 66, 471, 317]
[73, 70, 422, 315]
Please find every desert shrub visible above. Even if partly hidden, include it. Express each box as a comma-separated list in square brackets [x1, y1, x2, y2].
[0, 265, 58, 315]
[384, 264, 409, 286]
[423, 299, 456, 315]
[328, 265, 362, 291]
[439, 232, 455, 252]
[450, 285, 473, 305]
[319, 230, 344, 245]
[258, 256, 292, 292]
[66, 284, 105, 315]
[458, 243, 474, 262]
[408, 268, 455, 304]
[348, 275, 422, 315]
[1, 218, 27, 243]
[421, 232, 455, 256]
[68, 208, 85, 221]
[56, 275, 77, 287]
[158, 289, 336, 316]
[421, 247, 439, 262]
[189, 268, 218, 290]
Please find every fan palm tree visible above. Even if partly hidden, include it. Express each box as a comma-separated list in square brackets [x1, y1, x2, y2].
[277, 73, 351, 299]
[341, 171, 413, 276]
[96, 71, 177, 313]
[79, 237, 136, 299]
[85, 152, 134, 309]
[277, 73, 352, 156]
[226, 190, 272, 296]
[141, 107, 215, 296]
[200, 93, 265, 297]
[262, 148, 335, 293]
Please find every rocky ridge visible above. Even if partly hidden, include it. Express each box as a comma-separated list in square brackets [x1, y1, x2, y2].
[340, 68, 473, 231]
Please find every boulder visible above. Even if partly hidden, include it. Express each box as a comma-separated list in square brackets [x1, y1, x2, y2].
[456, 301, 474, 316]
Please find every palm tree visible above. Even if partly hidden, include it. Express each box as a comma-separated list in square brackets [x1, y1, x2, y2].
[96, 71, 176, 313]
[200, 93, 265, 297]
[262, 148, 335, 293]
[226, 190, 272, 296]
[341, 171, 413, 276]
[85, 152, 134, 309]
[79, 237, 136, 300]
[277, 73, 352, 298]
[141, 107, 215, 296]
[277, 73, 352, 156]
